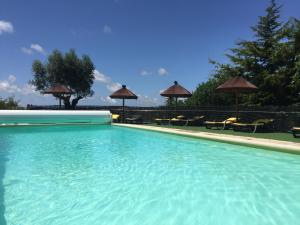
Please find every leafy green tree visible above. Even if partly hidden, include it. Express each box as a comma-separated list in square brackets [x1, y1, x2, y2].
[185, 0, 300, 107]
[283, 18, 300, 104]
[0, 96, 19, 109]
[226, 0, 286, 105]
[185, 62, 238, 106]
[30, 49, 95, 109]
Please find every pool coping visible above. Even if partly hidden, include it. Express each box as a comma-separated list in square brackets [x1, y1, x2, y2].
[113, 123, 300, 155]
[0, 122, 110, 127]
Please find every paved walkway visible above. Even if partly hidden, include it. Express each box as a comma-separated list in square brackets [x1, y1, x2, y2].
[114, 123, 300, 155]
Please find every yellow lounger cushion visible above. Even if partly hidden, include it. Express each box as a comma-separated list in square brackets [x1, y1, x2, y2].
[205, 117, 236, 124]
[225, 117, 237, 123]
[112, 114, 120, 119]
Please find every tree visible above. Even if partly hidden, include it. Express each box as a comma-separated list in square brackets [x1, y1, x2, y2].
[185, 62, 236, 106]
[226, 0, 286, 105]
[30, 49, 95, 109]
[185, 0, 300, 107]
[281, 18, 300, 104]
[0, 96, 19, 109]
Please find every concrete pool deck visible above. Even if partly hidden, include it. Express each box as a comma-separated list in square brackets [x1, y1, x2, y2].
[113, 123, 300, 155]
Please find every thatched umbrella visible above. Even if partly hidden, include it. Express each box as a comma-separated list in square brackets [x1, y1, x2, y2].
[160, 81, 192, 118]
[160, 81, 192, 107]
[216, 76, 258, 119]
[110, 85, 138, 122]
[43, 84, 74, 109]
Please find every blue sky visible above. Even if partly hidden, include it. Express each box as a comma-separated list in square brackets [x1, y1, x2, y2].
[0, 0, 299, 106]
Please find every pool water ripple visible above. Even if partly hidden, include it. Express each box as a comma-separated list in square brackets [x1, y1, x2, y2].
[1, 125, 300, 225]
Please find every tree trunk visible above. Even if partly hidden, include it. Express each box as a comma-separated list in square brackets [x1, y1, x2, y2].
[57, 95, 83, 110]
[71, 96, 83, 109]
[61, 96, 71, 109]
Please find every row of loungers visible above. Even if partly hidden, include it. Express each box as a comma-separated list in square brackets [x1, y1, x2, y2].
[155, 116, 275, 133]
[205, 117, 275, 133]
[112, 114, 298, 137]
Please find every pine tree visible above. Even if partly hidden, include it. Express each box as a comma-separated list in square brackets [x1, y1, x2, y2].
[187, 0, 300, 107]
[227, 0, 286, 105]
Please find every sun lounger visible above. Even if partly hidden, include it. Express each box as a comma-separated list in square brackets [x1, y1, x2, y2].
[170, 115, 188, 126]
[204, 117, 237, 130]
[155, 118, 171, 125]
[112, 114, 120, 123]
[125, 115, 144, 124]
[233, 119, 274, 133]
[170, 115, 205, 126]
[187, 116, 205, 126]
[155, 115, 185, 125]
[291, 127, 300, 138]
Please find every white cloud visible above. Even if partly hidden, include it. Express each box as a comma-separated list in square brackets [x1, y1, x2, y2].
[100, 96, 117, 104]
[22, 84, 37, 95]
[136, 94, 159, 106]
[21, 47, 33, 55]
[8, 75, 16, 83]
[158, 67, 168, 76]
[0, 75, 68, 106]
[106, 82, 122, 92]
[0, 80, 20, 93]
[0, 74, 19, 93]
[0, 20, 13, 34]
[140, 70, 152, 76]
[93, 69, 161, 106]
[21, 43, 46, 55]
[94, 70, 111, 83]
[30, 44, 45, 54]
[140, 68, 169, 77]
[94, 69, 122, 93]
[103, 25, 112, 34]
[0, 75, 38, 95]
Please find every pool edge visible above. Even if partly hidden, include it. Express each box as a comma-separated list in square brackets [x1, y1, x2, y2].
[113, 123, 300, 155]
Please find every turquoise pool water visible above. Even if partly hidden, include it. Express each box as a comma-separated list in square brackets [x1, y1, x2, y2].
[1, 125, 300, 225]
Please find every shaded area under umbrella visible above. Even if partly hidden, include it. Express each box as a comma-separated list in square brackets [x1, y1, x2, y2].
[160, 81, 192, 106]
[110, 85, 138, 122]
[43, 84, 74, 109]
[216, 76, 258, 119]
[160, 81, 192, 117]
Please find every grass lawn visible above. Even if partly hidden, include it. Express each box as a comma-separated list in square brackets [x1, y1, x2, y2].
[146, 124, 300, 143]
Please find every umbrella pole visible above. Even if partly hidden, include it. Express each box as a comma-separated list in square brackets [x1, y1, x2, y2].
[175, 97, 178, 116]
[59, 97, 61, 110]
[122, 98, 125, 123]
[235, 92, 239, 121]
[165, 99, 168, 119]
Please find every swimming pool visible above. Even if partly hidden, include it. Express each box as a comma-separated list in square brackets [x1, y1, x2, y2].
[1, 125, 300, 225]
